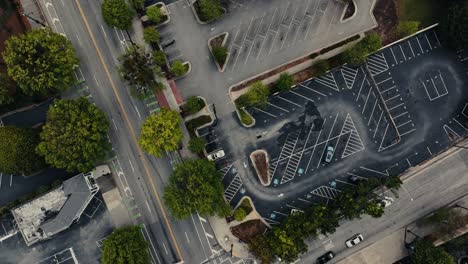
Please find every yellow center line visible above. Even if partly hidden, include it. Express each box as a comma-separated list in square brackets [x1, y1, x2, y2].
[72, 0, 184, 261]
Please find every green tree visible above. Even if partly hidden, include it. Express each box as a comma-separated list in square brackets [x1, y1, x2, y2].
[2, 28, 79, 96]
[424, 207, 466, 238]
[411, 239, 454, 264]
[249, 235, 275, 264]
[313, 60, 330, 76]
[343, 32, 382, 66]
[212, 46, 228, 65]
[275, 73, 293, 92]
[101, 0, 135, 29]
[0, 126, 44, 175]
[188, 137, 206, 153]
[198, 0, 223, 21]
[364, 200, 385, 218]
[163, 159, 230, 219]
[234, 207, 247, 222]
[139, 108, 182, 157]
[171, 60, 187, 77]
[146, 5, 163, 24]
[143, 27, 160, 44]
[439, 1, 468, 50]
[36, 98, 110, 173]
[237, 81, 269, 108]
[396, 21, 420, 37]
[0, 72, 14, 105]
[101, 225, 149, 264]
[129, 0, 144, 11]
[119, 46, 164, 99]
[153, 50, 167, 67]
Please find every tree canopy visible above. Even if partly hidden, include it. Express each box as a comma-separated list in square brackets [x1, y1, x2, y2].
[0, 126, 44, 175]
[101, 0, 135, 29]
[138, 108, 182, 157]
[411, 239, 454, 264]
[396, 21, 420, 37]
[236, 81, 270, 108]
[143, 27, 160, 44]
[198, 0, 223, 21]
[439, 1, 468, 50]
[146, 5, 163, 24]
[101, 225, 150, 264]
[188, 137, 206, 153]
[0, 72, 14, 106]
[2, 28, 79, 96]
[343, 32, 382, 66]
[171, 60, 187, 77]
[163, 159, 231, 219]
[36, 98, 110, 173]
[212, 46, 228, 65]
[118, 45, 164, 99]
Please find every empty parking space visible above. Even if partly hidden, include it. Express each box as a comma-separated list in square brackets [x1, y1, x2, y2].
[225, 0, 344, 72]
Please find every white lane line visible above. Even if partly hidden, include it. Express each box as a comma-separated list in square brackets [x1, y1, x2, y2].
[393, 111, 409, 119]
[408, 41, 415, 57]
[425, 34, 433, 50]
[290, 90, 315, 102]
[93, 74, 100, 87]
[316, 114, 339, 169]
[9, 174, 12, 187]
[253, 107, 277, 117]
[390, 47, 398, 65]
[355, 72, 367, 101]
[129, 159, 135, 172]
[134, 106, 141, 119]
[427, 146, 433, 155]
[100, 25, 108, 39]
[399, 45, 407, 61]
[361, 84, 372, 113]
[0, 173, 2, 189]
[453, 117, 468, 131]
[277, 95, 303, 107]
[368, 99, 378, 125]
[434, 31, 441, 46]
[376, 77, 392, 85]
[416, 36, 424, 54]
[384, 94, 400, 102]
[162, 242, 169, 255]
[112, 119, 118, 130]
[381, 85, 396, 93]
[190, 215, 209, 258]
[185, 232, 190, 243]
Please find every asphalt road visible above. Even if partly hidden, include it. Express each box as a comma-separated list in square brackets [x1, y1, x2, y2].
[36, 0, 223, 263]
[299, 145, 468, 263]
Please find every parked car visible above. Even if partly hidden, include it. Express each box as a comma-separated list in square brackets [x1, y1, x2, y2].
[207, 149, 225, 161]
[324, 146, 335, 163]
[379, 196, 395, 208]
[317, 251, 335, 263]
[345, 234, 364, 248]
[348, 175, 362, 184]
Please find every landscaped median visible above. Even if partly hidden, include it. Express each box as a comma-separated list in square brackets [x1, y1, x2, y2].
[190, 0, 226, 24]
[208, 32, 230, 72]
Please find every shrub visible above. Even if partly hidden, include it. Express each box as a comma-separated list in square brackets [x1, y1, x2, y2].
[153, 50, 167, 66]
[275, 73, 293, 93]
[143, 27, 160, 44]
[234, 208, 247, 222]
[188, 137, 206, 153]
[313, 60, 330, 76]
[185, 96, 205, 114]
[237, 107, 253, 126]
[146, 6, 163, 24]
[396, 21, 420, 37]
[212, 46, 228, 65]
[343, 32, 382, 66]
[242, 81, 269, 107]
[185, 115, 212, 137]
[171, 60, 187, 77]
[198, 0, 223, 21]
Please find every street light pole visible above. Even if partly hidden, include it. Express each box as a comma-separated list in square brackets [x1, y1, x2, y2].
[21, 12, 47, 27]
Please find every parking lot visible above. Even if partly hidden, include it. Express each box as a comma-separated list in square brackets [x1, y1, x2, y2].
[215, 28, 468, 220]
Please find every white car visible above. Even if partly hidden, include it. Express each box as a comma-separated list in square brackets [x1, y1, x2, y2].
[207, 149, 225, 161]
[345, 234, 364, 248]
[325, 146, 335, 163]
[380, 196, 395, 208]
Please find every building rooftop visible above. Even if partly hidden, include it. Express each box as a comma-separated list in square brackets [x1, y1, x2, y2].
[12, 172, 98, 246]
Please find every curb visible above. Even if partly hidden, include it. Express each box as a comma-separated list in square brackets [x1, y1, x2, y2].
[172, 61, 192, 81]
[208, 32, 230, 72]
[249, 150, 271, 186]
[339, 0, 357, 23]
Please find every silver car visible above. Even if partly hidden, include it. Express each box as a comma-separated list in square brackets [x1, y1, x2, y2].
[345, 234, 364, 248]
[207, 149, 225, 161]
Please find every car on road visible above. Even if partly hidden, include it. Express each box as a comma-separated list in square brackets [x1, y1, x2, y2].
[379, 196, 395, 208]
[207, 149, 225, 161]
[345, 234, 364, 248]
[324, 146, 335, 163]
[316, 251, 335, 263]
[348, 175, 363, 184]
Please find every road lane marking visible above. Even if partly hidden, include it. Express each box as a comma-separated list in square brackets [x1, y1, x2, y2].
[111, 119, 118, 130]
[73, 0, 184, 261]
[100, 25, 107, 39]
[129, 159, 135, 172]
[184, 232, 190, 243]
[9, 175, 12, 187]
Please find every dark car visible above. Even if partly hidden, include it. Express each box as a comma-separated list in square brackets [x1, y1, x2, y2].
[348, 175, 362, 184]
[317, 251, 335, 264]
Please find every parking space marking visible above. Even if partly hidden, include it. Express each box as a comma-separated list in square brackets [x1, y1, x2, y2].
[280, 123, 315, 184]
[341, 114, 365, 158]
[310, 186, 341, 200]
[355, 74, 368, 101]
[316, 113, 339, 168]
[36, 247, 78, 264]
[453, 117, 468, 131]
[420, 71, 448, 101]
[424, 33, 432, 50]
[361, 87, 373, 114]
[408, 41, 415, 57]
[290, 90, 315, 102]
[224, 175, 243, 203]
[267, 102, 289, 112]
[399, 45, 407, 61]
[443, 124, 461, 140]
[277, 95, 303, 107]
[305, 118, 326, 172]
[300, 84, 327, 96]
[313, 72, 339, 91]
[341, 66, 359, 89]
[415, 36, 424, 54]
[270, 130, 301, 179]
[252, 106, 277, 117]
[390, 47, 399, 65]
